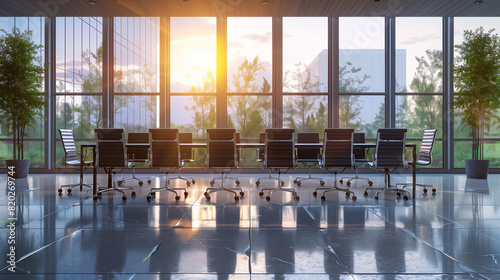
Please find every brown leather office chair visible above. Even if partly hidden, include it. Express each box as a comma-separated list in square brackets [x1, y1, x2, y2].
[147, 128, 189, 201]
[339, 132, 373, 187]
[94, 128, 135, 200]
[294, 132, 325, 186]
[119, 132, 152, 187]
[204, 128, 244, 200]
[313, 129, 357, 201]
[258, 128, 299, 201]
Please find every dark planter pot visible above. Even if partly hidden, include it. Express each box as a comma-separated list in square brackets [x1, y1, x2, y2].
[5, 159, 30, 178]
[465, 159, 489, 179]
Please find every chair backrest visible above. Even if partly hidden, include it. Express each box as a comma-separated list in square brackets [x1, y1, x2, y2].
[59, 129, 78, 164]
[95, 128, 127, 168]
[353, 132, 366, 162]
[264, 128, 295, 168]
[417, 129, 437, 165]
[179, 132, 193, 161]
[149, 129, 180, 168]
[207, 128, 237, 168]
[127, 132, 149, 161]
[297, 132, 321, 161]
[374, 128, 407, 168]
[322, 129, 354, 168]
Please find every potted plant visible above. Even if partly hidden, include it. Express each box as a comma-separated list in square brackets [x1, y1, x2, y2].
[0, 27, 45, 178]
[454, 27, 500, 179]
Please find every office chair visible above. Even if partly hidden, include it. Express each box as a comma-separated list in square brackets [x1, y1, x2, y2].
[340, 132, 373, 187]
[161, 132, 196, 187]
[119, 132, 152, 187]
[363, 128, 410, 200]
[258, 128, 299, 201]
[294, 132, 325, 186]
[396, 129, 438, 195]
[210, 132, 241, 186]
[204, 128, 244, 201]
[147, 128, 189, 201]
[256, 132, 284, 187]
[313, 129, 357, 201]
[94, 128, 135, 200]
[57, 129, 93, 195]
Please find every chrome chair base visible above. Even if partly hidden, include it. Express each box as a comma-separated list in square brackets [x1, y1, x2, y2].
[96, 172, 135, 201]
[313, 172, 356, 201]
[258, 169, 299, 201]
[204, 171, 244, 200]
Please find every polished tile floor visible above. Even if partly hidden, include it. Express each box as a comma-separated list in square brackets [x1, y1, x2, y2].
[0, 171, 499, 279]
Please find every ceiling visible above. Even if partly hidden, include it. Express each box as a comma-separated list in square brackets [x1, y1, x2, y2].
[1, 0, 500, 17]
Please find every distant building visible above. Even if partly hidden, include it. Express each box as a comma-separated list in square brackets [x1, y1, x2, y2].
[304, 49, 407, 92]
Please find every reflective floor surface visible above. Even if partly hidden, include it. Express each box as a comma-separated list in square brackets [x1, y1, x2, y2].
[0, 172, 499, 279]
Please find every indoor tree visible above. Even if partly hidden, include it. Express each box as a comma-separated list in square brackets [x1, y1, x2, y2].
[0, 27, 45, 161]
[454, 27, 500, 161]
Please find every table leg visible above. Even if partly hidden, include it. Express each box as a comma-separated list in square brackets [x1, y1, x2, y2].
[93, 146, 97, 197]
[80, 145, 85, 192]
[412, 146, 416, 202]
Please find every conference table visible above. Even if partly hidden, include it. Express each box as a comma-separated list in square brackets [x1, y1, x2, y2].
[85, 142, 417, 202]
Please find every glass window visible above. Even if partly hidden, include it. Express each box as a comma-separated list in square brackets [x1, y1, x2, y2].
[339, 95, 385, 138]
[339, 17, 385, 93]
[170, 17, 216, 93]
[227, 95, 272, 138]
[228, 17, 272, 93]
[55, 95, 103, 138]
[171, 95, 216, 139]
[114, 95, 159, 133]
[396, 17, 442, 93]
[395, 95, 442, 138]
[56, 17, 103, 93]
[283, 18, 328, 92]
[114, 17, 160, 93]
[283, 95, 328, 133]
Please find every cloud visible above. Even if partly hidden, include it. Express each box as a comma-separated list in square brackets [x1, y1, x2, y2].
[241, 32, 271, 44]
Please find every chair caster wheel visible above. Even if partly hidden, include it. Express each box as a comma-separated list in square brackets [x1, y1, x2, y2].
[147, 195, 152, 201]
[58, 189, 63, 194]
[339, 180, 344, 183]
[210, 181, 215, 186]
[265, 196, 271, 201]
[205, 194, 211, 200]
[118, 181, 123, 186]
[364, 191, 368, 197]
[321, 195, 326, 201]
[138, 181, 143, 186]
[313, 191, 318, 196]
[186, 181, 191, 187]
[280, 181, 284, 187]
[240, 191, 244, 196]
[184, 191, 189, 196]
[175, 195, 180, 200]
[192, 179, 196, 184]
[423, 188, 428, 193]
[131, 192, 136, 197]
[293, 179, 297, 184]
[234, 196, 239, 201]
[374, 196, 379, 200]
[235, 180, 240, 185]
[368, 181, 373, 186]
[346, 192, 350, 197]
[297, 181, 301, 186]
[320, 181, 325, 186]
[295, 195, 300, 201]
[352, 196, 357, 201]
[259, 191, 264, 196]
[67, 188, 72, 193]
[256, 181, 260, 187]
[346, 181, 351, 187]
[432, 188, 437, 194]
[122, 196, 127, 201]
[396, 192, 401, 198]
[147, 180, 152, 184]
[403, 195, 409, 201]
[93, 195, 99, 200]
